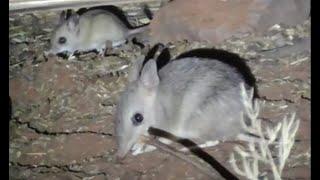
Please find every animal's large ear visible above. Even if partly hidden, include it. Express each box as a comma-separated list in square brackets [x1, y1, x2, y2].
[67, 14, 80, 31]
[143, 43, 165, 66]
[139, 59, 159, 89]
[128, 56, 145, 82]
[143, 43, 170, 71]
[59, 10, 67, 24]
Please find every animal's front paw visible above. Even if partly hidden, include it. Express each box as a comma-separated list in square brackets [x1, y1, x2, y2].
[97, 48, 106, 57]
[131, 142, 156, 156]
[67, 53, 76, 61]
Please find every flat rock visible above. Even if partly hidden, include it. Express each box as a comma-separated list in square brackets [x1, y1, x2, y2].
[149, 0, 310, 44]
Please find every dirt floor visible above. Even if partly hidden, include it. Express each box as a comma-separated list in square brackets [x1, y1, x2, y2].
[9, 10, 310, 180]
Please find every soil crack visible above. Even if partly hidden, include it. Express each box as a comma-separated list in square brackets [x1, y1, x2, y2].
[13, 120, 113, 136]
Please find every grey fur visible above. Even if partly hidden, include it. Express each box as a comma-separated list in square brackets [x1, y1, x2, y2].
[115, 57, 253, 158]
[49, 9, 149, 55]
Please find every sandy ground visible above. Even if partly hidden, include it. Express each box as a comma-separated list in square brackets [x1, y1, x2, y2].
[9, 9, 310, 180]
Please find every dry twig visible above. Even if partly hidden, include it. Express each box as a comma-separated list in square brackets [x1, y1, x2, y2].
[229, 83, 300, 180]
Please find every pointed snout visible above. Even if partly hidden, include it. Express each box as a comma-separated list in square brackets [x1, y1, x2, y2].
[115, 149, 128, 160]
[115, 143, 132, 161]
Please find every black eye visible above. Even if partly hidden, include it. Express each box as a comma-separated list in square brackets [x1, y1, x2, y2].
[58, 37, 66, 44]
[132, 113, 144, 125]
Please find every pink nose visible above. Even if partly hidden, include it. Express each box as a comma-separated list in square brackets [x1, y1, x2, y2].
[115, 149, 128, 161]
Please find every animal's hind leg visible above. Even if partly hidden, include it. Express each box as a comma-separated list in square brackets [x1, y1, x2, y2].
[102, 40, 126, 56]
[179, 140, 220, 152]
[95, 41, 113, 58]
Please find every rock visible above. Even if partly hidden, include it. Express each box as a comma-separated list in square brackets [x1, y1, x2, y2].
[148, 0, 310, 44]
